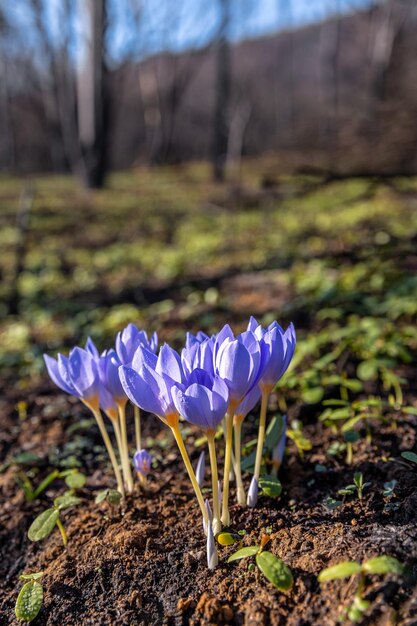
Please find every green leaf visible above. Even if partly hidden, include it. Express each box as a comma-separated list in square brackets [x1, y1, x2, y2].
[318, 561, 362, 582]
[401, 451, 417, 465]
[53, 494, 82, 510]
[95, 489, 123, 506]
[362, 556, 404, 576]
[259, 475, 282, 498]
[15, 581, 43, 622]
[256, 551, 293, 591]
[357, 360, 378, 381]
[302, 387, 324, 404]
[241, 415, 285, 472]
[64, 472, 86, 489]
[28, 509, 59, 542]
[19, 573, 44, 582]
[227, 546, 259, 562]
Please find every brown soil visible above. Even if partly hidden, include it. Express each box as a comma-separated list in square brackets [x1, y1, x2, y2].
[1, 371, 417, 626]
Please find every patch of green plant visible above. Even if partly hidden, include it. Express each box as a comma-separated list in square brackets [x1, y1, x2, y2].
[318, 555, 404, 623]
[228, 535, 293, 592]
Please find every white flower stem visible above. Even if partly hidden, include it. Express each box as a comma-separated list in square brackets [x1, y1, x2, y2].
[253, 390, 270, 482]
[134, 404, 141, 451]
[91, 408, 125, 497]
[207, 431, 221, 535]
[171, 425, 209, 527]
[118, 404, 134, 493]
[221, 403, 236, 526]
[233, 415, 246, 505]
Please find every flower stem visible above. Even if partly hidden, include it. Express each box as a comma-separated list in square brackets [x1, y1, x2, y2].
[221, 407, 235, 526]
[253, 391, 270, 482]
[207, 431, 221, 535]
[56, 516, 67, 547]
[134, 404, 141, 451]
[91, 408, 125, 497]
[170, 425, 209, 527]
[118, 404, 134, 493]
[233, 415, 246, 505]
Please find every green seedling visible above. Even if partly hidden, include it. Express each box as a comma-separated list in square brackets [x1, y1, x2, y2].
[95, 489, 123, 507]
[15, 572, 44, 623]
[28, 492, 82, 547]
[320, 397, 387, 464]
[286, 420, 312, 459]
[227, 535, 293, 592]
[15, 467, 86, 503]
[338, 472, 370, 501]
[318, 555, 404, 623]
[240, 415, 286, 472]
[383, 479, 400, 512]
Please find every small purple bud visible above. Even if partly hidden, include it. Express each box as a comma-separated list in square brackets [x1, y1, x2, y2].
[133, 449, 152, 478]
[205, 500, 218, 570]
[203, 498, 212, 535]
[195, 450, 205, 487]
[247, 476, 259, 508]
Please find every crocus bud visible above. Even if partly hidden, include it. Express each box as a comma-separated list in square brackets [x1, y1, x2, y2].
[133, 449, 152, 479]
[247, 476, 259, 508]
[203, 498, 212, 535]
[205, 500, 218, 570]
[195, 450, 205, 487]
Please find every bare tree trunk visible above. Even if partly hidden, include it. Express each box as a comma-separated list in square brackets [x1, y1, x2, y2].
[213, 0, 231, 182]
[77, 0, 108, 188]
[0, 57, 16, 170]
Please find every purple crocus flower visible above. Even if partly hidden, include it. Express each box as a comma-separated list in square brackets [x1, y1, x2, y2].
[172, 373, 229, 433]
[181, 337, 215, 378]
[119, 343, 185, 427]
[214, 327, 265, 408]
[133, 449, 152, 478]
[115, 323, 158, 365]
[44, 347, 100, 410]
[234, 385, 261, 421]
[247, 317, 296, 393]
[98, 349, 126, 407]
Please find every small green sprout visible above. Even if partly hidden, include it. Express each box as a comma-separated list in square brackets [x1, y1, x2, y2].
[338, 472, 370, 501]
[286, 420, 312, 459]
[227, 535, 293, 592]
[95, 489, 123, 507]
[15, 572, 44, 622]
[318, 555, 404, 622]
[28, 492, 82, 547]
[383, 480, 400, 512]
[15, 467, 86, 503]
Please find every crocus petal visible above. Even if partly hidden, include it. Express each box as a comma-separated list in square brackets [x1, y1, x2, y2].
[156, 344, 185, 384]
[44, 354, 75, 395]
[119, 365, 165, 417]
[131, 344, 158, 372]
[85, 337, 100, 359]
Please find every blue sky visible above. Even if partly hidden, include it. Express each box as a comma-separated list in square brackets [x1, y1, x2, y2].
[5, 0, 375, 63]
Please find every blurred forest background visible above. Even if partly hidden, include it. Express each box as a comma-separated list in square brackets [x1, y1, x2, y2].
[1, 0, 416, 186]
[1, 0, 417, 378]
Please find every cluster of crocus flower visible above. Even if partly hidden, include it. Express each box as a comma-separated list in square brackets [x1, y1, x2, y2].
[44, 324, 157, 497]
[44, 316, 295, 541]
